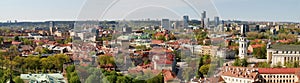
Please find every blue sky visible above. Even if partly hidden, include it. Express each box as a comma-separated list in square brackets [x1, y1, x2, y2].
[0, 0, 299, 22]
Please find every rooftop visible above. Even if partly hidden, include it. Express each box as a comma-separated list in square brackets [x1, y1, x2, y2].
[269, 44, 300, 51]
[221, 66, 258, 80]
[258, 68, 300, 74]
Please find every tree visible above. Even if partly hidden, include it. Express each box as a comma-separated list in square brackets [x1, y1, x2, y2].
[98, 55, 115, 67]
[202, 55, 211, 64]
[253, 45, 267, 59]
[52, 54, 70, 72]
[247, 32, 258, 40]
[22, 39, 33, 45]
[274, 62, 282, 68]
[69, 75, 81, 83]
[241, 58, 248, 67]
[13, 76, 24, 83]
[105, 74, 117, 83]
[40, 58, 53, 72]
[24, 56, 40, 72]
[85, 74, 101, 83]
[157, 35, 166, 41]
[146, 73, 163, 83]
[13, 56, 24, 71]
[9, 45, 19, 56]
[233, 58, 241, 66]
[0, 36, 4, 44]
[285, 61, 300, 68]
[257, 62, 270, 68]
[64, 37, 72, 44]
[14, 36, 20, 41]
[34, 46, 51, 54]
[116, 76, 131, 83]
[199, 64, 210, 76]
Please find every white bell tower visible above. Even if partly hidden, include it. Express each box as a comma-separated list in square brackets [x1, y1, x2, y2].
[238, 24, 248, 58]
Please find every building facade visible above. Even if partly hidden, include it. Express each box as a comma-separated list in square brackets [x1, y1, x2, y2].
[183, 15, 189, 28]
[267, 44, 300, 66]
[221, 66, 300, 83]
[258, 68, 300, 83]
[161, 19, 170, 29]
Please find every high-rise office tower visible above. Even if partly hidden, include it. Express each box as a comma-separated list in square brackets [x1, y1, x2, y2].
[201, 11, 206, 19]
[214, 16, 220, 27]
[161, 19, 170, 30]
[205, 18, 210, 28]
[201, 11, 206, 28]
[183, 15, 189, 28]
[241, 24, 249, 33]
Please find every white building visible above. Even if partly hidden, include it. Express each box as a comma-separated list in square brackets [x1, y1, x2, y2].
[267, 44, 300, 66]
[258, 68, 300, 83]
[221, 66, 300, 83]
[217, 48, 236, 59]
[20, 73, 66, 83]
[221, 66, 259, 83]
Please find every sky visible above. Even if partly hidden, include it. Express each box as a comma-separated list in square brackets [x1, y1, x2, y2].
[0, 0, 300, 22]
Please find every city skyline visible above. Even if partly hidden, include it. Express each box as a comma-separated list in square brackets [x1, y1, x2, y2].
[0, 0, 300, 22]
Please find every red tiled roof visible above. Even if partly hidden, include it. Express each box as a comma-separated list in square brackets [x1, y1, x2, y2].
[258, 68, 300, 74]
[276, 39, 293, 43]
[47, 41, 57, 45]
[221, 66, 258, 80]
[166, 41, 179, 45]
[155, 60, 173, 65]
[162, 70, 176, 81]
[59, 44, 72, 47]
[151, 40, 164, 44]
[11, 41, 21, 45]
[250, 44, 264, 48]
[33, 39, 49, 43]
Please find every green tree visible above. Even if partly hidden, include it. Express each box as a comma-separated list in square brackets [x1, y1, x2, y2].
[0, 36, 4, 44]
[13, 76, 24, 83]
[64, 37, 72, 44]
[105, 74, 117, 83]
[85, 74, 101, 83]
[116, 76, 131, 83]
[233, 58, 241, 66]
[98, 55, 115, 67]
[22, 39, 33, 45]
[285, 61, 300, 68]
[202, 55, 211, 64]
[13, 56, 24, 71]
[199, 64, 210, 75]
[14, 36, 20, 41]
[253, 45, 267, 59]
[241, 58, 248, 67]
[69, 75, 81, 83]
[257, 62, 270, 68]
[23, 56, 40, 72]
[274, 62, 282, 68]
